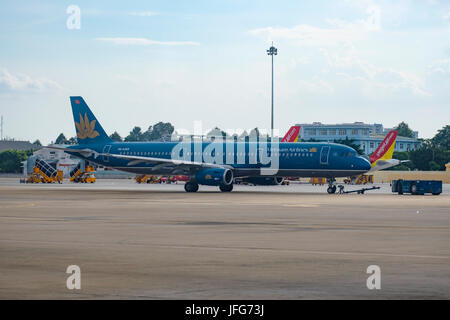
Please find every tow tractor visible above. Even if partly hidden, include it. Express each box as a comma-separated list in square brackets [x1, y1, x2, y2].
[392, 179, 442, 195]
[338, 185, 380, 194]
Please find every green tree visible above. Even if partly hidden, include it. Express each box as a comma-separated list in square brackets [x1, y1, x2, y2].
[409, 140, 433, 170]
[429, 161, 441, 171]
[0, 150, 31, 173]
[394, 122, 414, 138]
[206, 127, 227, 140]
[32, 139, 42, 147]
[109, 131, 123, 142]
[387, 151, 415, 170]
[431, 125, 449, 150]
[392, 151, 409, 161]
[408, 125, 450, 171]
[389, 164, 411, 171]
[67, 137, 77, 145]
[246, 127, 263, 141]
[125, 127, 144, 142]
[145, 122, 175, 141]
[55, 133, 68, 144]
[333, 137, 364, 155]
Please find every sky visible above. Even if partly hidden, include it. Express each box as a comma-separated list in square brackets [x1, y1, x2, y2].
[0, 0, 449, 144]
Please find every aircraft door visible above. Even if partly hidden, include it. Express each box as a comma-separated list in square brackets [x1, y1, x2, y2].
[320, 145, 330, 165]
[103, 145, 111, 162]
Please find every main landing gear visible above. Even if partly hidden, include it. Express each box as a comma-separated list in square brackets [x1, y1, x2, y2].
[184, 180, 199, 193]
[219, 183, 233, 192]
[184, 181, 234, 193]
[327, 178, 337, 194]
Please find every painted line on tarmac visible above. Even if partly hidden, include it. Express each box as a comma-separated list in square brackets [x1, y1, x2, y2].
[1, 238, 448, 260]
[152, 244, 450, 260]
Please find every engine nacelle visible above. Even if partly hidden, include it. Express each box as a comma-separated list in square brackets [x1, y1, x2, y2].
[243, 176, 284, 185]
[195, 168, 233, 186]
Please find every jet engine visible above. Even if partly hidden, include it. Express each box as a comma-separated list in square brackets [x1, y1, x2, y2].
[195, 168, 233, 186]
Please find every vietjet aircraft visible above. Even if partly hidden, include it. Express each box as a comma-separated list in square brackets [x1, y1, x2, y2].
[49, 97, 371, 193]
[281, 125, 300, 142]
[368, 130, 408, 172]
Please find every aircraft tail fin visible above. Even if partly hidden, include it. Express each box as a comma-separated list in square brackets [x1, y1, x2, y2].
[369, 130, 397, 166]
[70, 96, 112, 145]
[281, 125, 300, 142]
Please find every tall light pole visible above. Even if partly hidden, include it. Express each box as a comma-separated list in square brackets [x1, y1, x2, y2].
[267, 42, 277, 138]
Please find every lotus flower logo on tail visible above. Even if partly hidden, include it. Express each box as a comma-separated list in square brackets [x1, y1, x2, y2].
[75, 113, 100, 139]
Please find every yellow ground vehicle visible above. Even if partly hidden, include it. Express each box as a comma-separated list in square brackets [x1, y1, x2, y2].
[135, 174, 154, 184]
[310, 177, 326, 185]
[356, 174, 374, 184]
[344, 174, 374, 185]
[70, 163, 96, 183]
[26, 158, 63, 183]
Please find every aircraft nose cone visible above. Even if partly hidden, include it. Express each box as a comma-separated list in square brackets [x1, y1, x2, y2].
[360, 157, 371, 171]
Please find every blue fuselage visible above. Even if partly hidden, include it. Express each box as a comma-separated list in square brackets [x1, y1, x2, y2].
[68, 141, 371, 178]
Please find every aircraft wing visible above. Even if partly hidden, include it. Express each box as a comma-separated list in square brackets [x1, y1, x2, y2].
[368, 159, 409, 172]
[44, 145, 99, 158]
[103, 153, 233, 170]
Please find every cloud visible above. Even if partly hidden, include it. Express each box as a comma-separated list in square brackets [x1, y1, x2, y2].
[249, 2, 436, 99]
[0, 68, 61, 92]
[319, 46, 429, 97]
[248, 5, 380, 46]
[298, 77, 335, 94]
[95, 37, 200, 46]
[114, 74, 139, 85]
[429, 59, 450, 76]
[129, 11, 159, 17]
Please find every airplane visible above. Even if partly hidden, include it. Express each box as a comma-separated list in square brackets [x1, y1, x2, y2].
[281, 125, 300, 142]
[48, 96, 372, 194]
[368, 130, 409, 172]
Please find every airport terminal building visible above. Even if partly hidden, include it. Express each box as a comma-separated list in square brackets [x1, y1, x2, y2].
[297, 122, 421, 155]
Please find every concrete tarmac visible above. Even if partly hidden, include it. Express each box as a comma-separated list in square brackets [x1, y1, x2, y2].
[0, 178, 449, 299]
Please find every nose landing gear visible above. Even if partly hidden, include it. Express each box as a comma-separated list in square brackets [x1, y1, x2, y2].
[327, 178, 337, 194]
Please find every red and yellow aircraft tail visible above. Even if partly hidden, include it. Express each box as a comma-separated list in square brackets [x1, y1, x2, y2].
[281, 125, 300, 142]
[369, 130, 398, 167]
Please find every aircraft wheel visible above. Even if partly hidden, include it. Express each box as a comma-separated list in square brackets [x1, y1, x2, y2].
[185, 181, 199, 193]
[397, 182, 403, 195]
[219, 183, 233, 192]
[327, 186, 336, 194]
